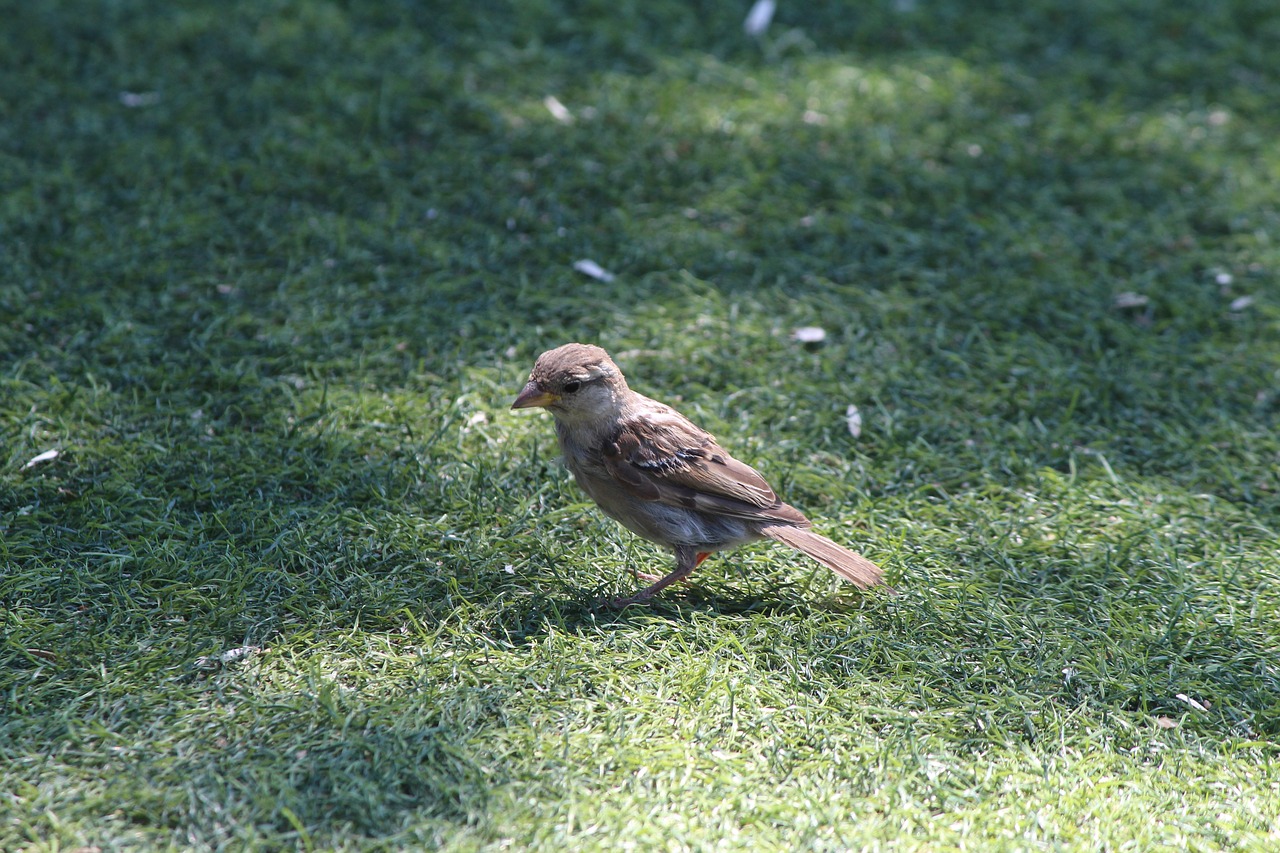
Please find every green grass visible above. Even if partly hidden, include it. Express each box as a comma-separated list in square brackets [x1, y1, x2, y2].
[3, 0, 1280, 848]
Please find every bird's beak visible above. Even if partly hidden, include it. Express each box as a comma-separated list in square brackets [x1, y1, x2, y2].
[511, 380, 558, 410]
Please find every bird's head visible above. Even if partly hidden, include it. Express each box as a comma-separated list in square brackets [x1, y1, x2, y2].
[511, 343, 629, 425]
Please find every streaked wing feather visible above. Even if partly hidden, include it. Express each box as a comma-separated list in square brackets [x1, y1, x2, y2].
[602, 409, 807, 526]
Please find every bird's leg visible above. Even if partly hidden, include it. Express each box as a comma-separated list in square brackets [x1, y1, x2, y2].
[635, 551, 709, 584]
[613, 547, 708, 606]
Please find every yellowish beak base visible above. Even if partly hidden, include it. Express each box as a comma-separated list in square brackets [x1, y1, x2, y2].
[511, 381, 559, 409]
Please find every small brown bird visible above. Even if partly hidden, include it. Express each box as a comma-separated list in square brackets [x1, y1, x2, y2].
[512, 343, 886, 605]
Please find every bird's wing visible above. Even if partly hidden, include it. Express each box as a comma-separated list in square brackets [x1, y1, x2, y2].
[602, 406, 809, 526]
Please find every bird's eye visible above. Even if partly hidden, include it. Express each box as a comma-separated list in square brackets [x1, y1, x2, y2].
[563, 380, 582, 393]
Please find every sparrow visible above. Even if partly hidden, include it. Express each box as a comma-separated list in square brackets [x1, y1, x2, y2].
[512, 343, 886, 605]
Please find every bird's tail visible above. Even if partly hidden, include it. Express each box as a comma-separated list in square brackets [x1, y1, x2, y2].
[760, 525, 885, 589]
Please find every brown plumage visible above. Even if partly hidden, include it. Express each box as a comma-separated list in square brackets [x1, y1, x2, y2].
[512, 343, 887, 604]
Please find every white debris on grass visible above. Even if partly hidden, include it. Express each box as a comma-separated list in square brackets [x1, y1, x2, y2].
[743, 0, 776, 36]
[573, 259, 615, 282]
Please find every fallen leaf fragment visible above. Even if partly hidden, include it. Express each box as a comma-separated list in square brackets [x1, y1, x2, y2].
[1155, 716, 1178, 729]
[544, 95, 573, 124]
[119, 91, 160, 108]
[196, 645, 262, 670]
[573, 259, 615, 282]
[22, 449, 59, 470]
[846, 404, 863, 438]
[1176, 693, 1210, 712]
[1113, 292, 1149, 309]
[743, 0, 776, 35]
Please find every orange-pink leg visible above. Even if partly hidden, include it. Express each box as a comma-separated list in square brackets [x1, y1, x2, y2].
[613, 547, 710, 606]
[636, 551, 710, 583]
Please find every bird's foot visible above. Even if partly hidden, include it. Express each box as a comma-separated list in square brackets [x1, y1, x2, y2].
[635, 553, 709, 584]
[607, 552, 711, 607]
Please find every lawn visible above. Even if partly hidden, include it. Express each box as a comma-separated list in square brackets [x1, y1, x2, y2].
[3, 0, 1279, 849]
